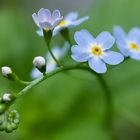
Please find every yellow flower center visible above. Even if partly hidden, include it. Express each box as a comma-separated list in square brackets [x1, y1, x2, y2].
[44, 28, 50, 32]
[58, 20, 68, 27]
[91, 45, 102, 55]
[130, 43, 139, 50]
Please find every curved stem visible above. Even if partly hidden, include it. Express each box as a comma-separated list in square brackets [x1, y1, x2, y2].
[96, 75, 113, 127]
[16, 65, 93, 98]
[16, 79, 31, 85]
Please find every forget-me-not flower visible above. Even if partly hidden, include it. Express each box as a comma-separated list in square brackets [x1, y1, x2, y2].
[32, 8, 63, 31]
[31, 42, 69, 78]
[71, 29, 124, 73]
[113, 26, 140, 60]
[37, 12, 89, 36]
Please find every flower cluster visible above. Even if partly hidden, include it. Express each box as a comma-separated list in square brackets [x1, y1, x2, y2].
[32, 9, 89, 37]
[0, 93, 19, 133]
[32, 8, 140, 75]
[1, 7, 140, 134]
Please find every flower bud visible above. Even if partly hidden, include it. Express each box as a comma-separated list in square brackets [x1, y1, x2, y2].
[0, 104, 7, 114]
[3, 93, 11, 102]
[1, 66, 19, 81]
[33, 56, 46, 74]
[43, 30, 52, 46]
[1, 66, 12, 77]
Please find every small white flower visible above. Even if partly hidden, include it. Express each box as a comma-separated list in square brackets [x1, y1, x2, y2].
[3, 93, 11, 102]
[32, 8, 63, 31]
[31, 42, 69, 79]
[33, 56, 46, 69]
[1, 66, 12, 77]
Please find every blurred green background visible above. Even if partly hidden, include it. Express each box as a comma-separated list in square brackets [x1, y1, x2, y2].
[0, 0, 140, 139]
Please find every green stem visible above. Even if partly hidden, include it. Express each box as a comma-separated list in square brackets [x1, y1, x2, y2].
[43, 30, 62, 67]
[16, 65, 92, 98]
[96, 74, 113, 127]
[16, 79, 31, 85]
[95, 74, 118, 140]
[47, 44, 62, 66]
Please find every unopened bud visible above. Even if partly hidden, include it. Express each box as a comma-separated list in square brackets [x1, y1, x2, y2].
[3, 93, 11, 102]
[33, 56, 46, 74]
[1, 66, 19, 81]
[0, 104, 7, 114]
[1, 66, 12, 77]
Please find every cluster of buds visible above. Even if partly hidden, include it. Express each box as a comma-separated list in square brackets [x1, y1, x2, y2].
[0, 110, 20, 133]
[0, 93, 19, 133]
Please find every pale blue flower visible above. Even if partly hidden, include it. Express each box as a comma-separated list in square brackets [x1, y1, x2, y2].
[71, 29, 124, 73]
[113, 26, 140, 60]
[32, 8, 63, 30]
[37, 12, 89, 36]
[53, 12, 89, 35]
[31, 42, 69, 78]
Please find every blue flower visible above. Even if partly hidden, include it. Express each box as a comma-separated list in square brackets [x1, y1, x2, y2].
[53, 12, 89, 35]
[37, 12, 89, 36]
[31, 42, 69, 78]
[71, 29, 124, 73]
[113, 26, 140, 60]
[32, 8, 63, 31]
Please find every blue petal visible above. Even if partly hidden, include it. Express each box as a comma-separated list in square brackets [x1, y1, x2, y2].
[36, 29, 43, 36]
[32, 13, 40, 27]
[71, 45, 91, 62]
[128, 27, 140, 43]
[52, 10, 61, 19]
[74, 29, 95, 47]
[116, 42, 130, 57]
[53, 26, 62, 36]
[113, 26, 129, 56]
[96, 31, 115, 50]
[31, 68, 42, 79]
[65, 12, 79, 21]
[88, 57, 107, 73]
[102, 50, 124, 65]
[38, 8, 51, 21]
[72, 16, 89, 26]
[71, 45, 91, 54]
[39, 21, 53, 29]
[113, 26, 126, 42]
[130, 52, 140, 60]
[71, 54, 91, 62]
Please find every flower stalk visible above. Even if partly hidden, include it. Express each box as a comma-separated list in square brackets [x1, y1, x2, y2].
[43, 30, 62, 67]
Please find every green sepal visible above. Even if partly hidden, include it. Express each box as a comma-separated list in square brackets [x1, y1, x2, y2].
[0, 104, 7, 114]
[43, 29, 52, 46]
[60, 28, 71, 44]
[36, 65, 46, 75]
